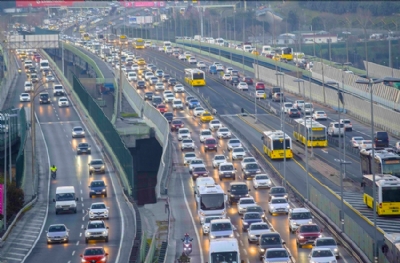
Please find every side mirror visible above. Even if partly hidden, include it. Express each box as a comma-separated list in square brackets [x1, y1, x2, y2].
[190, 238, 193, 241]
[84, 228, 87, 230]
[282, 240, 286, 245]
[312, 242, 315, 246]
[321, 229, 323, 232]
[76, 198, 79, 201]
[227, 190, 230, 192]
[45, 230, 48, 233]
[53, 199, 56, 202]
[106, 227, 109, 229]
[105, 253, 108, 256]
[261, 136, 264, 140]
[248, 189, 251, 192]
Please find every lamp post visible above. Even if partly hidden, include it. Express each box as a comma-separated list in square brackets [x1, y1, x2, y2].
[334, 158, 352, 231]
[3, 125, 7, 231]
[276, 72, 287, 186]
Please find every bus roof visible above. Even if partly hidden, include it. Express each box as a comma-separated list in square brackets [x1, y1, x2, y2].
[198, 184, 224, 195]
[363, 174, 400, 186]
[263, 130, 290, 140]
[361, 149, 400, 160]
[209, 238, 239, 253]
[185, 68, 204, 74]
[293, 118, 326, 129]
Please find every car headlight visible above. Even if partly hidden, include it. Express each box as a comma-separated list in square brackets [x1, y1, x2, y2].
[243, 222, 248, 225]
[56, 205, 61, 208]
[85, 232, 90, 236]
[249, 234, 255, 237]
[102, 189, 106, 192]
[286, 205, 290, 209]
[102, 231, 106, 235]
[334, 248, 338, 252]
[100, 257, 107, 262]
[89, 211, 94, 215]
[71, 203, 76, 207]
[81, 258, 86, 262]
[309, 220, 313, 224]
[260, 248, 265, 252]
[229, 234, 234, 238]
[299, 235, 304, 239]
[270, 206, 274, 210]
[210, 235, 215, 239]
[318, 234, 322, 238]
[284, 194, 288, 198]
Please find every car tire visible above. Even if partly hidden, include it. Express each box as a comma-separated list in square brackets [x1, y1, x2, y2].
[105, 194, 107, 197]
[74, 208, 77, 214]
[85, 238, 88, 244]
[105, 237, 109, 242]
[219, 177, 222, 181]
[89, 194, 92, 198]
[55, 210, 58, 215]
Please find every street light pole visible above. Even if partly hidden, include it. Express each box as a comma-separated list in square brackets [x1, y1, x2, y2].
[3, 128, 6, 231]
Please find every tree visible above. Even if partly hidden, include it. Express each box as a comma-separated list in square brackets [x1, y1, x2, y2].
[0, 181, 25, 221]
[286, 10, 299, 32]
[311, 17, 324, 31]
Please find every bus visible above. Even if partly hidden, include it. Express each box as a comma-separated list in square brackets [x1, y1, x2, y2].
[82, 33, 90, 41]
[360, 149, 400, 178]
[195, 185, 226, 224]
[261, 130, 293, 159]
[293, 119, 328, 147]
[209, 238, 240, 263]
[184, 69, 206, 86]
[362, 174, 400, 216]
[133, 38, 145, 49]
[279, 47, 293, 61]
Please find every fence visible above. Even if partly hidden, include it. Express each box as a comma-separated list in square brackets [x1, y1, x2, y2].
[0, 44, 17, 110]
[363, 61, 400, 79]
[15, 108, 27, 189]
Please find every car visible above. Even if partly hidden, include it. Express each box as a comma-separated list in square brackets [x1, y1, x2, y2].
[45, 74, 55, 82]
[225, 67, 233, 74]
[136, 80, 146, 89]
[162, 74, 171, 82]
[46, 224, 69, 244]
[188, 57, 197, 64]
[72, 126, 85, 138]
[272, 92, 284, 102]
[281, 102, 293, 113]
[242, 77, 253, 85]
[230, 77, 240, 85]
[242, 212, 263, 231]
[164, 94, 175, 103]
[227, 138, 242, 151]
[313, 111, 327, 120]
[256, 90, 266, 99]
[164, 90, 173, 96]
[358, 139, 372, 150]
[296, 223, 323, 247]
[200, 111, 214, 122]
[84, 220, 109, 243]
[155, 69, 164, 78]
[152, 96, 163, 107]
[199, 129, 213, 142]
[269, 186, 288, 200]
[262, 248, 291, 263]
[268, 197, 290, 215]
[170, 119, 184, 131]
[351, 136, 364, 148]
[157, 104, 168, 114]
[188, 99, 201, 109]
[328, 122, 345, 137]
[168, 78, 177, 86]
[89, 180, 107, 198]
[246, 205, 267, 221]
[255, 82, 266, 90]
[213, 63, 224, 71]
[201, 216, 223, 235]
[144, 92, 153, 101]
[258, 233, 285, 259]
[218, 162, 236, 180]
[19, 93, 31, 102]
[127, 72, 137, 81]
[288, 108, 301, 118]
[196, 61, 206, 69]
[155, 82, 165, 91]
[227, 182, 250, 204]
[193, 107, 205, 117]
[242, 162, 261, 179]
[209, 218, 234, 240]
[183, 152, 197, 165]
[237, 82, 249, 91]
[209, 119, 222, 131]
[238, 197, 256, 214]
[231, 147, 246, 160]
[340, 118, 353, 131]
[178, 54, 187, 60]
[222, 73, 231, 81]
[294, 100, 305, 109]
[204, 137, 218, 152]
[208, 65, 217, 74]
[173, 84, 185, 93]
[308, 247, 337, 263]
[58, 97, 69, 107]
[77, 142, 91, 155]
[288, 208, 313, 233]
[172, 99, 184, 110]
[189, 159, 205, 173]
[248, 222, 272, 243]
[178, 128, 191, 141]
[88, 202, 109, 220]
[215, 127, 231, 139]
[314, 237, 339, 258]
[144, 71, 154, 80]
[192, 165, 209, 179]
[163, 112, 174, 123]
[212, 155, 227, 168]
[39, 92, 50, 104]
[88, 159, 105, 174]
[241, 157, 257, 169]
[181, 138, 195, 151]
[252, 174, 272, 189]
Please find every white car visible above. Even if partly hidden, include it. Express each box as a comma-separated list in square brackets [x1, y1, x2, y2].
[164, 94, 175, 103]
[212, 155, 227, 168]
[177, 128, 191, 141]
[237, 82, 249, 91]
[88, 202, 109, 220]
[196, 61, 206, 69]
[231, 147, 246, 160]
[193, 107, 205, 117]
[351, 136, 364, 148]
[255, 90, 266, 99]
[268, 197, 290, 215]
[188, 57, 197, 64]
[58, 97, 69, 107]
[189, 159, 205, 173]
[225, 67, 233, 74]
[281, 102, 293, 113]
[294, 100, 305, 109]
[163, 90, 173, 96]
[253, 174, 272, 189]
[155, 82, 165, 91]
[144, 72, 154, 80]
[359, 140, 372, 150]
[202, 216, 223, 235]
[216, 127, 232, 139]
[288, 208, 313, 233]
[209, 119, 222, 131]
[181, 138, 195, 151]
[313, 111, 327, 120]
[183, 152, 197, 165]
[340, 118, 353, 131]
[172, 99, 184, 110]
[199, 129, 213, 143]
[222, 74, 231, 81]
[314, 237, 339, 258]
[178, 54, 187, 60]
[45, 74, 55, 82]
[247, 222, 272, 243]
[308, 248, 337, 263]
[238, 197, 256, 214]
[127, 72, 137, 81]
[241, 157, 257, 170]
[84, 220, 109, 243]
[19, 93, 31, 102]
[173, 84, 185, 93]
[214, 63, 224, 71]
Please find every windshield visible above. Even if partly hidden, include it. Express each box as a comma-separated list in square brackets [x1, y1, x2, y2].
[271, 198, 287, 204]
[210, 252, 238, 263]
[256, 175, 269, 180]
[201, 131, 211, 135]
[261, 235, 281, 245]
[271, 187, 286, 194]
[211, 222, 232, 231]
[194, 167, 206, 172]
[244, 158, 256, 163]
[91, 181, 105, 187]
[179, 130, 189, 134]
[246, 163, 258, 169]
[221, 165, 234, 171]
[309, 129, 326, 141]
[316, 239, 337, 246]
[240, 199, 255, 204]
[191, 160, 203, 165]
[300, 225, 320, 232]
[382, 187, 400, 202]
[56, 193, 75, 201]
[233, 148, 244, 153]
[182, 139, 192, 143]
[205, 217, 221, 223]
[49, 225, 66, 232]
[250, 224, 269, 230]
[271, 138, 291, 150]
[91, 203, 106, 209]
[244, 213, 261, 219]
[231, 185, 248, 194]
[173, 101, 182, 105]
[266, 250, 288, 258]
[247, 206, 262, 213]
[312, 250, 333, 257]
[381, 162, 400, 177]
[88, 222, 105, 229]
[291, 212, 312, 220]
[91, 160, 103, 165]
[215, 156, 225, 160]
[230, 140, 240, 144]
[200, 194, 225, 211]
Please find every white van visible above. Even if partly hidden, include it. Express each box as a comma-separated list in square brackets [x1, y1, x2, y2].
[53, 186, 78, 214]
[209, 238, 240, 263]
[261, 45, 272, 56]
[243, 45, 253, 53]
[40, 59, 50, 71]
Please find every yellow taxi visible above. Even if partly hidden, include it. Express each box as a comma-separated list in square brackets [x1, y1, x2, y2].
[251, 50, 260, 56]
[137, 58, 146, 65]
[200, 111, 214, 123]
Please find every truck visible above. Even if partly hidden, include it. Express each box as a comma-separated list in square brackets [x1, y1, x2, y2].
[261, 45, 273, 57]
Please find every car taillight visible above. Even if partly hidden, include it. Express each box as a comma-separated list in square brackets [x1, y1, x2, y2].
[379, 203, 382, 208]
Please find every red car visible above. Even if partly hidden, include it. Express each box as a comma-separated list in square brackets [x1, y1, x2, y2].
[157, 104, 167, 114]
[296, 224, 322, 247]
[242, 77, 253, 85]
[204, 138, 218, 152]
[80, 247, 108, 263]
[255, 82, 265, 90]
[170, 119, 184, 131]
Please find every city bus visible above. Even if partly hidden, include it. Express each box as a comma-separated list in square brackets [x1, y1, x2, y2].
[195, 185, 226, 224]
[360, 149, 400, 178]
[133, 38, 145, 49]
[82, 33, 90, 41]
[293, 119, 328, 147]
[261, 130, 293, 159]
[362, 174, 400, 216]
[184, 68, 206, 86]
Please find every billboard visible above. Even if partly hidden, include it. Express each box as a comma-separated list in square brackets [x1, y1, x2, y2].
[16, 1, 83, 8]
[128, 16, 153, 25]
[121, 1, 166, 8]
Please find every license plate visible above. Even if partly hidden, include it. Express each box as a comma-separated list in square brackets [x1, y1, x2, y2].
[63, 208, 69, 210]
[96, 192, 102, 194]
[225, 174, 231, 177]
[278, 208, 284, 211]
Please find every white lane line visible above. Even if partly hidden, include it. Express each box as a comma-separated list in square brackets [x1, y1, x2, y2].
[76, 241, 79, 246]
[80, 233, 82, 237]
[72, 251, 75, 256]
[11, 247, 29, 251]
[80, 189, 83, 194]
[82, 225, 84, 229]
[8, 252, 25, 256]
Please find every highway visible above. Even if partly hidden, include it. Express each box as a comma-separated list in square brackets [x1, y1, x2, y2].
[12, 50, 135, 262]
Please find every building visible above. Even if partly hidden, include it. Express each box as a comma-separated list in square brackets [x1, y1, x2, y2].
[301, 31, 338, 44]
[276, 33, 297, 45]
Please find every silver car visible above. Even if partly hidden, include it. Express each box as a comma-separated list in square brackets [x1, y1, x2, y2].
[46, 224, 69, 244]
[227, 139, 242, 151]
[183, 152, 196, 165]
[72, 126, 85, 138]
[84, 220, 109, 243]
[314, 237, 340, 258]
[201, 215, 223, 235]
[212, 155, 227, 168]
[89, 159, 105, 174]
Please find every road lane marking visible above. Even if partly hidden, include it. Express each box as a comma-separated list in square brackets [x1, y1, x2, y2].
[11, 248, 29, 251]
[72, 251, 75, 256]
[80, 233, 82, 237]
[76, 241, 79, 246]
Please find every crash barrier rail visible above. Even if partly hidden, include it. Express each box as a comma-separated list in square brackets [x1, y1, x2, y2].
[129, 201, 142, 263]
[363, 61, 400, 82]
[256, 65, 400, 137]
[144, 233, 157, 263]
[15, 108, 27, 189]
[312, 62, 400, 110]
[0, 108, 20, 149]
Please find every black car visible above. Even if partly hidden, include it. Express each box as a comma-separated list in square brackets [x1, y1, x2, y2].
[288, 108, 300, 118]
[242, 212, 263, 231]
[258, 233, 285, 259]
[39, 92, 50, 104]
[28, 67, 37, 74]
[230, 77, 240, 86]
[227, 182, 250, 204]
[150, 66, 157, 72]
[242, 163, 261, 179]
[89, 180, 107, 198]
[144, 92, 153, 100]
[268, 87, 281, 99]
[269, 186, 288, 201]
[77, 142, 91, 155]
[151, 96, 163, 107]
[163, 112, 174, 123]
[136, 80, 146, 89]
[168, 78, 177, 86]
[162, 74, 171, 82]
